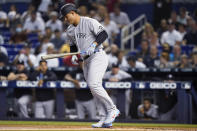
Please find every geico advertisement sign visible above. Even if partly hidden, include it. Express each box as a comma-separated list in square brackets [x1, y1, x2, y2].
[16, 81, 38, 87]
[0, 81, 8, 87]
[150, 82, 176, 89]
[105, 82, 131, 89]
[60, 81, 87, 88]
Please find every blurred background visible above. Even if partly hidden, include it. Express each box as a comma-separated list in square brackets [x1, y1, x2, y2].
[0, 0, 197, 124]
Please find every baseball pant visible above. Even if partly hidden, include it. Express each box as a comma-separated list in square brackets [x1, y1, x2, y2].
[75, 99, 96, 119]
[34, 99, 54, 118]
[16, 95, 32, 118]
[83, 50, 116, 113]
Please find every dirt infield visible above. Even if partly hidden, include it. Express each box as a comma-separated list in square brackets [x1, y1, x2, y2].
[0, 124, 196, 131]
[0, 125, 197, 131]
[0, 121, 196, 131]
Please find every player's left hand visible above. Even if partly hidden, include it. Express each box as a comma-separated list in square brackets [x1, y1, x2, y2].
[86, 43, 97, 56]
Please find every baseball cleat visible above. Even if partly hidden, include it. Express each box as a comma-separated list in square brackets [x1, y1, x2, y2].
[102, 123, 112, 128]
[92, 117, 105, 128]
[92, 117, 113, 128]
[103, 108, 120, 125]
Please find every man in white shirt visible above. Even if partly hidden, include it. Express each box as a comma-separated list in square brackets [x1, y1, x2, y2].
[101, 14, 119, 44]
[107, 44, 119, 68]
[0, 8, 8, 28]
[38, 0, 52, 13]
[21, 4, 42, 23]
[23, 11, 45, 34]
[13, 45, 37, 68]
[110, 5, 130, 28]
[46, 11, 63, 32]
[127, 56, 146, 69]
[161, 20, 182, 46]
[36, 44, 59, 68]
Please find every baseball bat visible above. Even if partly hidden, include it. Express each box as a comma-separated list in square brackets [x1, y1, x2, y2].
[41, 52, 80, 60]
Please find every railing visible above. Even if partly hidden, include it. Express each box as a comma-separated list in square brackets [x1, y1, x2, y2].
[0, 81, 193, 123]
[121, 14, 147, 51]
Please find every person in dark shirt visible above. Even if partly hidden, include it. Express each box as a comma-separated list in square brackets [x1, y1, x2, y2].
[64, 59, 96, 119]
[30, 60, 57, 118]
[144, 45, 160, 68]
[136, 40, 150, 62]
[7, 60, 32, 118]
[50, 29, 65, 51]
[183, 20, 197, 45]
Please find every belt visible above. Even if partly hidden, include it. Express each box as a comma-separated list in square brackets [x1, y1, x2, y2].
[83, 48, 103, 60]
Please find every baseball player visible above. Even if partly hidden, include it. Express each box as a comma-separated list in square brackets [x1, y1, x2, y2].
[60, 3, 120, 128]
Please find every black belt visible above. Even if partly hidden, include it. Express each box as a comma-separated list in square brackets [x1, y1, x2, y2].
[83, 55, 90, 60]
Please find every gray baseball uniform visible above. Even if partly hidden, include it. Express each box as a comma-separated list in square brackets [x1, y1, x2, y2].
[66, 16, 116, 112]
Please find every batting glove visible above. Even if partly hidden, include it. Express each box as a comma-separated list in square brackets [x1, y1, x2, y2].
[86, 43, 97, 56]
[71, 55, 78, 65]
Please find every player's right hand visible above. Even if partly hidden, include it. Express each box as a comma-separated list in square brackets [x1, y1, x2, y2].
[71, 55, 78, 65]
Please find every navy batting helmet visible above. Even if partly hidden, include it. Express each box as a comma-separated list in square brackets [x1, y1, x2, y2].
[59, 3, 77, 19]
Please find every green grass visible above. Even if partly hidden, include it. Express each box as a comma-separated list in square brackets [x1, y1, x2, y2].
[0, 121, 197, 128]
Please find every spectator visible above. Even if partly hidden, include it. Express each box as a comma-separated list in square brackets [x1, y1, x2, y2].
[110, 5, 130, 28]
[13, 44, 37, 68]
[64, 60, 96, 119]
[117, 50, 130, 71]
[97, 4, 108, 22]
[0, 49, 8, 67]
[137, 40, 150, 61]
[46, 11, 63, 32]
[103, 63, 132, 118]
[137, 99, 158, 120]
[177, 7, 189, 25]
[23, 11, 45, 34]
[21, 4, 42, 23]
[191, 51, 197, 68]
[161, 19, 182, 46]
[178, 23, 187, 40]
[7, 60, 32, 118]
[156, 52, 173, 68]
[38, 0, 52, 14]
[150, 32, 160, 46]
[127, 56, 146, 69]
[177, 54, 192, 68]
[78, 6, 88, 16]
[36, 44, 59, 68]
[0, 34, 4, 44]
[144, 45, 160, 68]
[162, 43, 171, 53]
[39, 35, 54, 54]
[89, 9, 101, 22]
[0, 45, 8, 56]
[157, 19, 168, 38]
[170, 44, 181, 63]
[9, 23, 28, 44]
[142, 23, 155, 42]
[7, 5, 21, 32]
[107, 44, 119, 67]
[0, 49, 8, 80]
[101, 14, 119, 44]
[0, 6, 8, 28]
[30, 60, 57, 119]
[183, 20, 197, 45]
[50, 29, 65, 51]
[170, 11, 179, 29]
[41, 27, 53, 40]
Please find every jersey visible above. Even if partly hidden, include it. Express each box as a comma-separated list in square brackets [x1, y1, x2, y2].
[65, 17, 105, 52]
